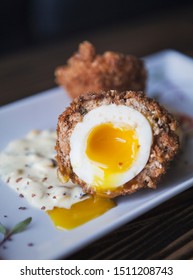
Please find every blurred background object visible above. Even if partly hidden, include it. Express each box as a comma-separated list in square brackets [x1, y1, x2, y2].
[0, 0, 193, 56]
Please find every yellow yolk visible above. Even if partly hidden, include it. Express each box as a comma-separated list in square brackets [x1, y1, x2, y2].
[86, 123, 139, 187]
[47, 196, 116, 230]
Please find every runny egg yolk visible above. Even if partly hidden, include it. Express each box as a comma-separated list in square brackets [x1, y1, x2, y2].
[47, 196, 116, 230]
[86, 123, 139, 187]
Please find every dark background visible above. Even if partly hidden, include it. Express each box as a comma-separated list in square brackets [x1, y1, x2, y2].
[1, 0, 193, 106]
[1, 0, 193, 57]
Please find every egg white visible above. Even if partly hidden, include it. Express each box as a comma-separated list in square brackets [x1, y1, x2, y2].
[70, 104, 153, 189]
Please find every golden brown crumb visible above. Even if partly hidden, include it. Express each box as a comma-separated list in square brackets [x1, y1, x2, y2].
[55, 41, 147, 99]
[56, 90, 180, 198]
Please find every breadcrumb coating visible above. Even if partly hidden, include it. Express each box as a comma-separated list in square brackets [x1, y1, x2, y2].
[56, 90, 180, 198]
[55, 41, 147, 99]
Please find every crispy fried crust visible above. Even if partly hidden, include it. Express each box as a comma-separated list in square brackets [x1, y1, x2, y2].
[56, 90, 180, 198]
[55, 41, 147, 99]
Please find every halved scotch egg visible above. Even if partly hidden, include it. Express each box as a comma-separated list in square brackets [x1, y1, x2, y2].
[56, 90, 180, 197]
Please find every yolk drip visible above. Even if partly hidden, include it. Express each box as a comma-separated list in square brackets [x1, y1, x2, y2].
[47, 196, 116, 230]
[86, 123, 139, 187]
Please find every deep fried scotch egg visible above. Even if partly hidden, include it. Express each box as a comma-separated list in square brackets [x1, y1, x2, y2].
[55, 41, 147, 99]
[56, 90, 180, 197]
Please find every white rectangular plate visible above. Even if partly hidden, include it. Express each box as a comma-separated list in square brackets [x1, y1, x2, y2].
[0, 50, 193, 260]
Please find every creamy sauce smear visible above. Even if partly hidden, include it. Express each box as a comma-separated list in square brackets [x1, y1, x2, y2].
[0, 130, 116, 229]
[0, 130, 86, 211]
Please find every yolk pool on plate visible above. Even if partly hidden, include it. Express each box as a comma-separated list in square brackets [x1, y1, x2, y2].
[47, 196, 116, 230]
[86, 123, 139, 187]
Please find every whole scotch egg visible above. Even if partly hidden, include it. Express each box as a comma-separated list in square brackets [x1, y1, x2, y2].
[56, 90, 180, 197]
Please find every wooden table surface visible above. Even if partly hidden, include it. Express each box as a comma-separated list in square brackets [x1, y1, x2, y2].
[1, 5, 193, 260]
